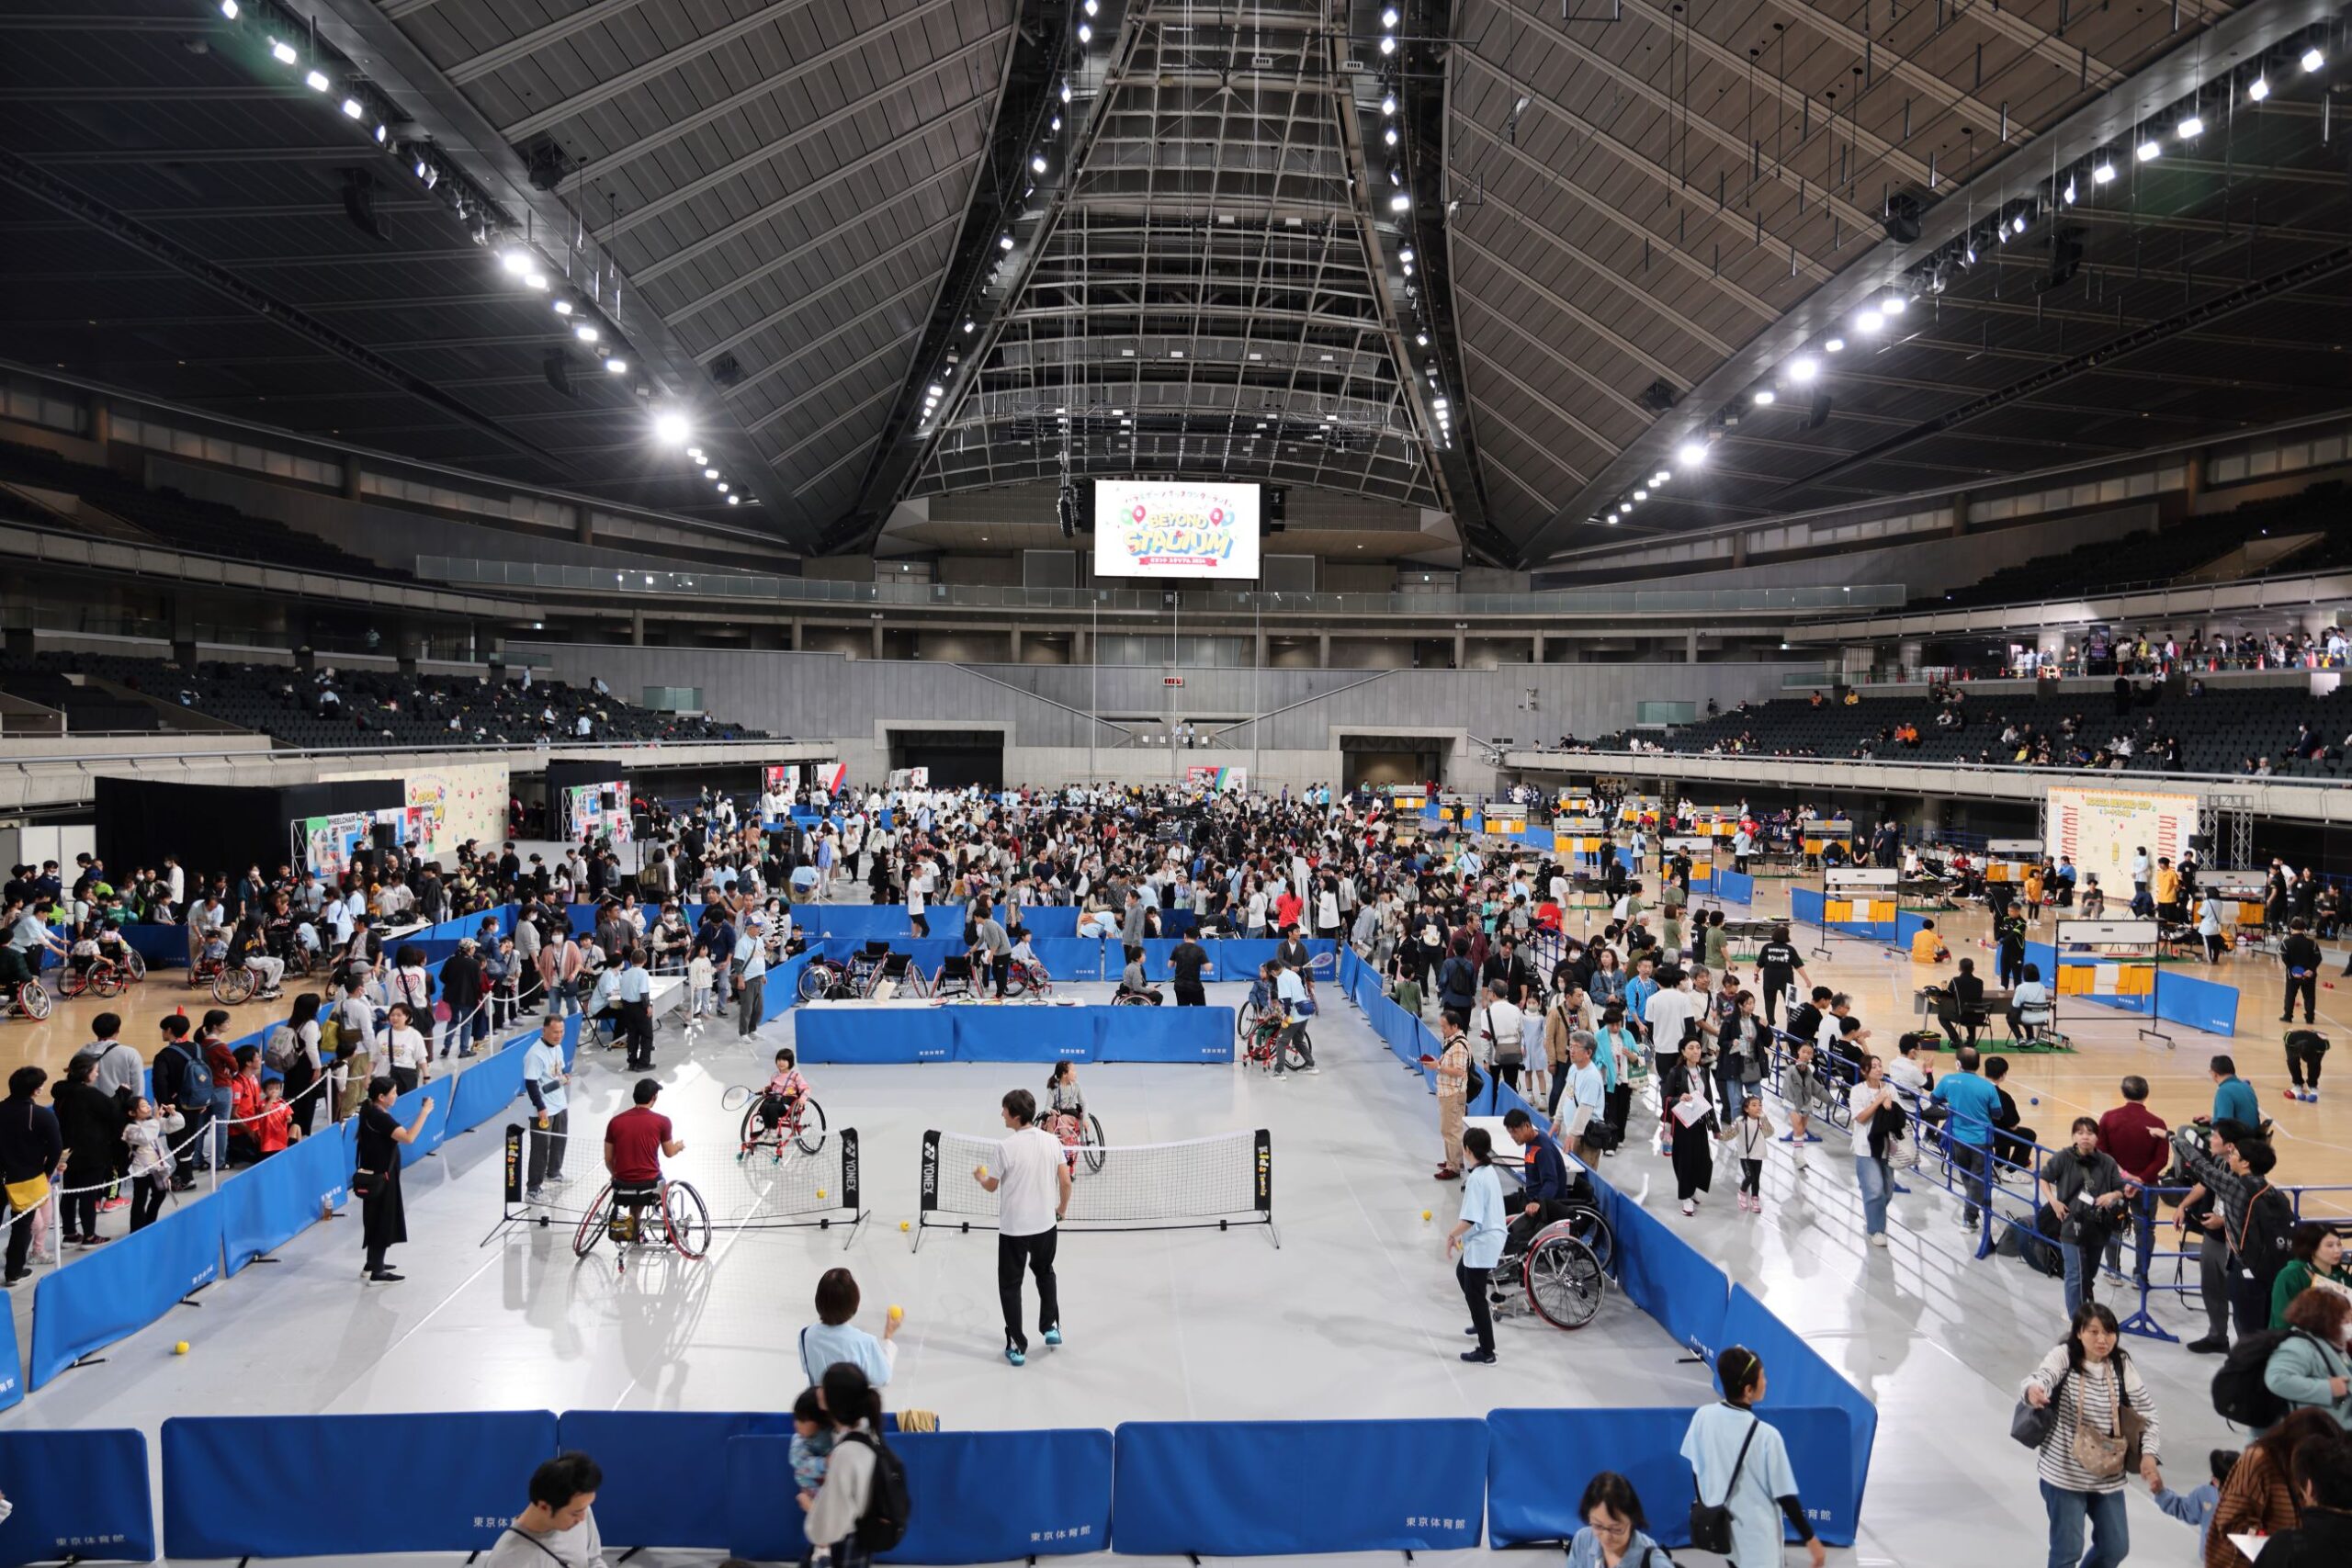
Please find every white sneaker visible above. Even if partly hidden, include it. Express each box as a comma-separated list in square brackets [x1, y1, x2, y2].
[1680, 1200, 1696, 1216]
[1869, 1232, 1889, 1248]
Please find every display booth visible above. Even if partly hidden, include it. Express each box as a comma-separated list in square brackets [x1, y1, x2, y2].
[545, 761, 632, 845]
[1385, 784, 1429, 813]
[1480, 801, 1528, 836]
[96, 775, 406, 881]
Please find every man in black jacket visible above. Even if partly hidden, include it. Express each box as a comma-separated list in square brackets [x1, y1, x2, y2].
[2280, 918, 2322, 1024]
[0, 1065, 62, 1283]
[150, 1016, 207, 1190]
[2173, 1124, 2295, 1339]
[1168, 934, 1210, 1007]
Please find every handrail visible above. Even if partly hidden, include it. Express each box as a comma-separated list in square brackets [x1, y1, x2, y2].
[1502, 746, 2341, 792]
[419, 554, 1908, 617]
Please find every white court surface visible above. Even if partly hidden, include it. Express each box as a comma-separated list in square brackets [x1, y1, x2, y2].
[13, 959, 2210, 1567]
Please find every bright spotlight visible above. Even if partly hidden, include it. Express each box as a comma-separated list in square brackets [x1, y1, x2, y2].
[2012, 213, 2029, 234]
[652, 411, 691, 446]
[1633, 489, 1648, 502]
[1084, 0, 1098, 12]
[1389, 192, 1410, 211]
[1382, 6, 1400, 25]
[1676, 440, 1708, 467]
[1751, 388, 1776, 406]
[2301, 46, 2325, 73]
[2063, 178, 2076, 205]
[305, 70, 331, 93]
[1060, 82, 1071, 103]
[1399, 246, 1415, 263]
[1415, 332, 1429, 345]
[2248, 74, 2270, 102]
[999, 233, 1014, 251]
[524, 271, 548, 290]
[574, 324, 598, 343]
[1379, 35, 1396, 55]
[716, 482, 729, 493]
[604, 356, 628, 374]
[341, 97, 365, 119]
[1384, 126, 1398, 145]
[1883, 294, 1906, 315]
[500, 250, 531, 276]
[269, 38, 297, 65]
[1786, 356, 1818, 385]
[2177, 114, 2204, 139]
[1381, 94, 1396, 116]
[727, 494, 741, 505]
[219, 0, 239, 17]
[1825, 336, 1846, 353]
[962, 320, 976, 333]
[927, 384, 944, 398]
[1855, 309, 1884, 334]
[2136, 138, 2162, 161]
[2092, 159, 2117, 185]
[1652, 470, 1670, 484]
[552, 299, 574, 316]
[703, 468, 719, 479]
[1076, 23, 1091, 42]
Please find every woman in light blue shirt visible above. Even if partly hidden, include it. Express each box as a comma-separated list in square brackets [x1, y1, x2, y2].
[1566, 1471, 1670, 1568]
[1680, 1347, 1824, 1568]
[1446, 1126, 1508, 1364]
[798, 1267, 901, 1389]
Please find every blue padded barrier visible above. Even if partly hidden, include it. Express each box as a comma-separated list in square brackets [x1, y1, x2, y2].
[1790, 886, 1826, 928]
[1600, 1184, 1727, 1360]
[1486, 1405, 1855, 1550]
[1715, 869, 1755, 905]
[1894, 910, 1928, 951]
[161, 1412, 558, 1560]
[219, 1118, 355, 1276]
[727, 1430, 1114, 1565]
[1113, 1419, 1487, 1555]
[794, 1004, 1234, 1064]
[391, 1079, 449, 1168]
[0, 1428, 155, 1567]
[2024, 940, 2057, 982]
[1720, 1284, 1874, 1544]
[28, 1197, 221, 1388]
[2157, 971, 2238, 1037]
[445, 1033, 534, 1138]
[0, 1279, 18, 1411]
[1790, 885, 1896, 942]
[558, 1410, 794, 1551]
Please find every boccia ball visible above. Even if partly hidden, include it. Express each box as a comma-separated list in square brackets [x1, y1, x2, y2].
[174, 1341, 189, 1356]
[2030, 1097, 2041, 1106]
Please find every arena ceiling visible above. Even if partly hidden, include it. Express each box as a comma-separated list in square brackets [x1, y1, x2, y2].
[0, 1, 2346, 568]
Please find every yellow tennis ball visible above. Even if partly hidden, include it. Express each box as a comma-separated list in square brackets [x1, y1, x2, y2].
[816, 1188, 827, 1199]
[174, 1340, 189, 1356]
[899, 1219, 910, 1231]
[888, 1304, 904, 1322]
[1421, 1209, 1432, 1222]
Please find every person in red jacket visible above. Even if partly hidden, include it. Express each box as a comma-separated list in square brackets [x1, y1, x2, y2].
[2098, 1074, 2171, 1288]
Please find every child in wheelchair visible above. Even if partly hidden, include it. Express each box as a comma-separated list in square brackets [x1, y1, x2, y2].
[754, 1046, 810, 1142]
[1043, 1061, 1086, 1143]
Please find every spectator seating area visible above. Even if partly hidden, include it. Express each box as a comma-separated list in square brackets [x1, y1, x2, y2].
[0, 665, 167, 733]
[0, 651, 764, 748]
[1917, 482, 2352, 609]
[0, 440, 395, 580]
[1589, 682, 2352, 779]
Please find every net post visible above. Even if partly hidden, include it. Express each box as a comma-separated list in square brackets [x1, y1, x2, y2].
[914, 1128, 940, 1250]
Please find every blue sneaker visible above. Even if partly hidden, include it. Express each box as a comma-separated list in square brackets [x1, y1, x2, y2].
[1044, 1327, 1063, 1347]
[1005, 1345, 1026, 1367]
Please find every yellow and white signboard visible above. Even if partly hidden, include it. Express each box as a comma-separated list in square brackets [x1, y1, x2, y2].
[2046, 787, 2196, 885]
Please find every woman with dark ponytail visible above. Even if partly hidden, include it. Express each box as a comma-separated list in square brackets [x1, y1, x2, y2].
[803, 1362, 887, 1566]
[1680, 1346, 1823, 1567]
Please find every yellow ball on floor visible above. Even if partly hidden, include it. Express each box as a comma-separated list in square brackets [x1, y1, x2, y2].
[899, 1220, 911, 1232]
[174, 1340, 189, 1356]
[1421, 1209, 1433, 1221]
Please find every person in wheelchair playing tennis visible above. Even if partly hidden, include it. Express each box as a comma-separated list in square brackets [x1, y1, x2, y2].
[754, 1046, 810, 1144]
[1043, 1061, 1086, 1145]
[604, 1077, 685, 1236]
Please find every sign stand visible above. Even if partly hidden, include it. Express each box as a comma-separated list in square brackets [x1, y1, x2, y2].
[2049, 917, 2167, 1051]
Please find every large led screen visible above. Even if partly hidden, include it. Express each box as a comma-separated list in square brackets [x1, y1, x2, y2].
[1091, 479, 1261, 580]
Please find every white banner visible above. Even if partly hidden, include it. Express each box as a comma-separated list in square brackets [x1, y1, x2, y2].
[2047, 786, 2196, 883]
[1091, 479, 1261, 579]
[1825, 867, 1900, 888]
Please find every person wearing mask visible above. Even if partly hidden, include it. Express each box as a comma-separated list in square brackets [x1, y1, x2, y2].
[2043, 1117, 2129, 1317]
[797, 1267, 904, 1388]
[2263, 1288, 2352, 1426]
[2019, 1303, 2163, 1568]
[1849, 1055, 1899, 1247]
[1932, 1046, 2003, 1230]
[355, 1075, 435, 1283]
[484, 1451, 607, 1568]
[970, 1088, 1069, 1367]
[1565, 1471, 1668, 1568]
[2095, 1076, 2169, 1289]
[1444, 1125, 1507, 1365]
[522, 1015, 571, 1205]
[0, 1066, 63, 1284]
[1682, 1346, 1825, 1568]
[2205, 1409, 2341, 1568]
[1661, 1032, 1717, 1217]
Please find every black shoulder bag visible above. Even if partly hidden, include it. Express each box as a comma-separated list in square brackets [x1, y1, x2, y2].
[1689, 1412, 1760, 1555]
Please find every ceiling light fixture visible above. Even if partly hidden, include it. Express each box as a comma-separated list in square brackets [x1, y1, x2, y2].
[1652, 470, 1670, 484]
[999, 233, 1014, 250]
[574, 324, 598, 343]
[2301, 45, 2325, 73]
[1382, 6, 1400, 25]
[219, 0, 239, 17]
[604, 356, 627, 374]
[340, 96, 365, 120]
[1389, 192, 1410, 211]
[269, 38, 297, 65]
[1381, 94, 1396, 116]
[1786, 355, 1818, 384]
[1379, 34, 1396, 55]
[2092, 158, 2118, 185]
[552, 299, 574, 316]
[1825, 335, 1846, 353]
[1076, 22, 1091, 42]
[1676, 440, 1708, 467]
[1883, 294, 1906, 316]
[2248, 74, 2271, 101]
[1032, 154, 1047, 174]
[1855, 308, 1884, 333]
[652, 411, 691, 446]
[1751, 388, 1776, 406]
[2177, 113, 2204, 139]
[305, 69, 331, 93]
[2136, 137, 2162, 161]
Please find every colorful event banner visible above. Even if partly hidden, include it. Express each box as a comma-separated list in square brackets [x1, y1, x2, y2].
[812, 762, 848, 796]
[1092, 479, 1262, 579]
[2046, 786, 2196, 884]
[763, 764, 800, 795]
[562, 779, 632, 844]
[1185, 765, 1248, 794]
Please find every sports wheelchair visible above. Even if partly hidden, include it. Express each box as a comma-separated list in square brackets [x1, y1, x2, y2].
[188, 952, 259, 1005]
[1490, 1205, 1612, 1330]
[571, 1177, 711, 1273]
[722, 1085, 830, 1159]
[0, 977, 52, 1021]
[1002, 958, 1054, 998]
[1240, 1011, 1311, 1074]
[57, 955, 133, 1000]
[1045, 1108, 1106, 1173]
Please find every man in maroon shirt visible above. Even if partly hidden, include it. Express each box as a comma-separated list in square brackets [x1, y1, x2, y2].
[2097, 1074, 2170, 1286]
[604, 1078, 684, 1194]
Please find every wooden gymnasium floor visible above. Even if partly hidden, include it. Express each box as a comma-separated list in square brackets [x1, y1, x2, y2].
[6, 872, 2349, 1196]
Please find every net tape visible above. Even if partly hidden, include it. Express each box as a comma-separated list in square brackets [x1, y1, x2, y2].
[923, 1127, 1266, 1225]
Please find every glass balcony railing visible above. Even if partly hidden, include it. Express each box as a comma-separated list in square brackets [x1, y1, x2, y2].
[415, 557, 1906, 617]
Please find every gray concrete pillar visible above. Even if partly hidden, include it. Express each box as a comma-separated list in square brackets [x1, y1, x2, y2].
[1317, 631, 1330, 668]
[630, 610, 645, 647]
[871, 619, 885, 660]
[1686, 628, 1699, 664]
[1009, 626, 1023, 663]
[1531, 630, 1546, 664]
[789, 619, 802, 651]
[1453, 630, 1465, 669]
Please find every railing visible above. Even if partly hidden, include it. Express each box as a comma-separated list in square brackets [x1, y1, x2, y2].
[1503, 746, 2343, 792]
[419, 556, 1908, 617]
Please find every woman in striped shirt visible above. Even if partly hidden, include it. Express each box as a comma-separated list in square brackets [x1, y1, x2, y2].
[2018, 1303, 2164, 1568]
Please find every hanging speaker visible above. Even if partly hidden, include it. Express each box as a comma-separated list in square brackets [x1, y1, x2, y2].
[340, 168, 384, 241]
[543, 351, 575, 400]
[1883, 191, 1923, 244]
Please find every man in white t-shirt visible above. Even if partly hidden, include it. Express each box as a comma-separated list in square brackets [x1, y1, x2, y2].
[971, 1088, 1070, 1367]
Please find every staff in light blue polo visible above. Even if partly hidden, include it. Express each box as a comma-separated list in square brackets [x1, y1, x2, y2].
[734, 917, 768, 1039]
[615, 949, 655, 1071]
[1445, 1126, 1507, 1365]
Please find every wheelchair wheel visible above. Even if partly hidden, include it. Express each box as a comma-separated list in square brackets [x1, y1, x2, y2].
[572, 1187, 613, 1258]
[16, 980, 51, 1021]
[91, 963, 130, 999]
[735, 1097, 780, 1161]
[1523, 1231, 1605, 1329]
[1562, 1202, 1614, 1273]
[1080, 1113, 1105, 1174]
[1236, 998, 1260, 1039]
[214, 965, 257, 1005]
[119, 948, 146, 982]
[794, 1097, 828, 1156]
[1113, 991, 1152, 1007]
[662, 1181, 711, 1260]
[797, 962, 841, 1003]
[1282, 1032, 1311, 1071]
[1003, 964, 1035, 998]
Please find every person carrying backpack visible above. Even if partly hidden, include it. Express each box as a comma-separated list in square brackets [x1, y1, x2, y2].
[801, 1361, 909, 1568]
[150, 1015, 211, 1190]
